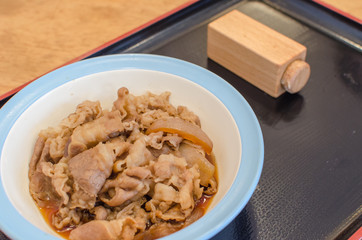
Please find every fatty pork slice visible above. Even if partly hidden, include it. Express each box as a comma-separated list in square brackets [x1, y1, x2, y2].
[112, 87, 129, 119]
[125, 138, 154, 168]
[150, 154, 203, 220]
[67, 111, 125, 157]
[60, 100, 103, 129]
[29, 136, 63, 208]
[100, 167, 151, 207]
[69, 217, 138, 240]
[68, 139, 130, 201]
[134, 207, 204, 240]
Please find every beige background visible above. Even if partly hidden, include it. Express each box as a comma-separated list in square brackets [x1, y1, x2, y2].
[0, 0, 194, 97]
[0, 0, 360, 97]
[316, 0, 362, 23]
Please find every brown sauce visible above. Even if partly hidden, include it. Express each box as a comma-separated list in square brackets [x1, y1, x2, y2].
[38, 153, 218, 240]
[39, 207, 73, 239]
[39, 194, 215, 240]
[195, 194, 214, 211]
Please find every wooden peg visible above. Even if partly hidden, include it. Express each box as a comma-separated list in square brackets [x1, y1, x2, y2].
[207, 10, 310, 98]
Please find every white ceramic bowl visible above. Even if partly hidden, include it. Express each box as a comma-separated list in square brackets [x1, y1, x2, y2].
[0, 54, 263, 240]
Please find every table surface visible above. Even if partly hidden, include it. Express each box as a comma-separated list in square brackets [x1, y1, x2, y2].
[1, 0, 362, 239]
[312, 0, 362, 24]
[1, 0, 361, 99]
[0, 0, 196, 99]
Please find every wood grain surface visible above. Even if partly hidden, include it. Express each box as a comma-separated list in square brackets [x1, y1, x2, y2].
[0, 0, 195, 98]
[313, 0, 362, 24]
[207, 10, 308, 98]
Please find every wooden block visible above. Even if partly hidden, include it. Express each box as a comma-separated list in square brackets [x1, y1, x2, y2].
[207, 10, 310, 98]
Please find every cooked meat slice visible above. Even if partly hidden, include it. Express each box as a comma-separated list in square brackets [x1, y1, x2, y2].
[153, 170, 195, 211]
[129, 91, 177, 119]
[124, 166, 151, 180]
[29, 138, 62, 208]
[204, 177, 218, 195]
[148, 144, 173, 159]
[145, 132, 183, 150]
[153, 183, 178, 202]
[112, 87, 129, 119]
[67, 111, 125, 157]
[140, 109, 171, 129]
[178, 170, 195, 210]
[69, 217, 137, 240]
[116, 198, 148, 230]
[150, 154, 203, 220]
[46, 159, 71, 205]
[28, 136, 46, 177]
[48, 128, 72, 161]
[53, 207, 82, 230]
[113, 138, 154, 173]
[145, 132, 163, 149]
[68, 140, 130, 197]
[69, 188, 96, 209]
[125, 138, 154, 168]
[152, 154, 187, 183]
[100, 168, 151, 207]
[134, 222, 182, 240]
[114, 89, 177, 126]
[145, 91, 177, 115]
[159, 205, 186, 221]
[177, 105, 201, 126]
[162, 133, 183, 148]
[103, 187, 139, 207]
[60, 100, 102, 129]
[92, 206, 109, 220]
[29, 171, 62, 208]
[135, 206, 204, 240]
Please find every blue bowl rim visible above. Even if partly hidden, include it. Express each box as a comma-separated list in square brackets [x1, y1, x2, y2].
[0, 53, 264, 240]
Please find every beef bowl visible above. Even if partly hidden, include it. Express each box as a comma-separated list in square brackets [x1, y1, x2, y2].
[0, 54, 263, 240]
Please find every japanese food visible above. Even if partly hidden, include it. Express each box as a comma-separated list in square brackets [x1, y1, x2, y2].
[28, 87, 218, 240]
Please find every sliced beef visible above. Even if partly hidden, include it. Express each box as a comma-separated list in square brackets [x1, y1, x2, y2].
[67, 111, 125, 157]
[69, 140, 130, 197]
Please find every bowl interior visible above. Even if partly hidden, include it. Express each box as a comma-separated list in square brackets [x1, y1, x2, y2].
[1, 69, 241, 238]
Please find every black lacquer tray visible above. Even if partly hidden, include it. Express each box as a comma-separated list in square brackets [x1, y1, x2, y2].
[1, 1, 361, 239]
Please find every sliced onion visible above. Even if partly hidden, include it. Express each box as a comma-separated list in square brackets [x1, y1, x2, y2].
[179, 143, 215, 186]
[146, 117, 213, 154]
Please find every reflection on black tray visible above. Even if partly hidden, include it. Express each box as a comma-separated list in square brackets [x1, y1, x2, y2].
[1, 1, 361, 240]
